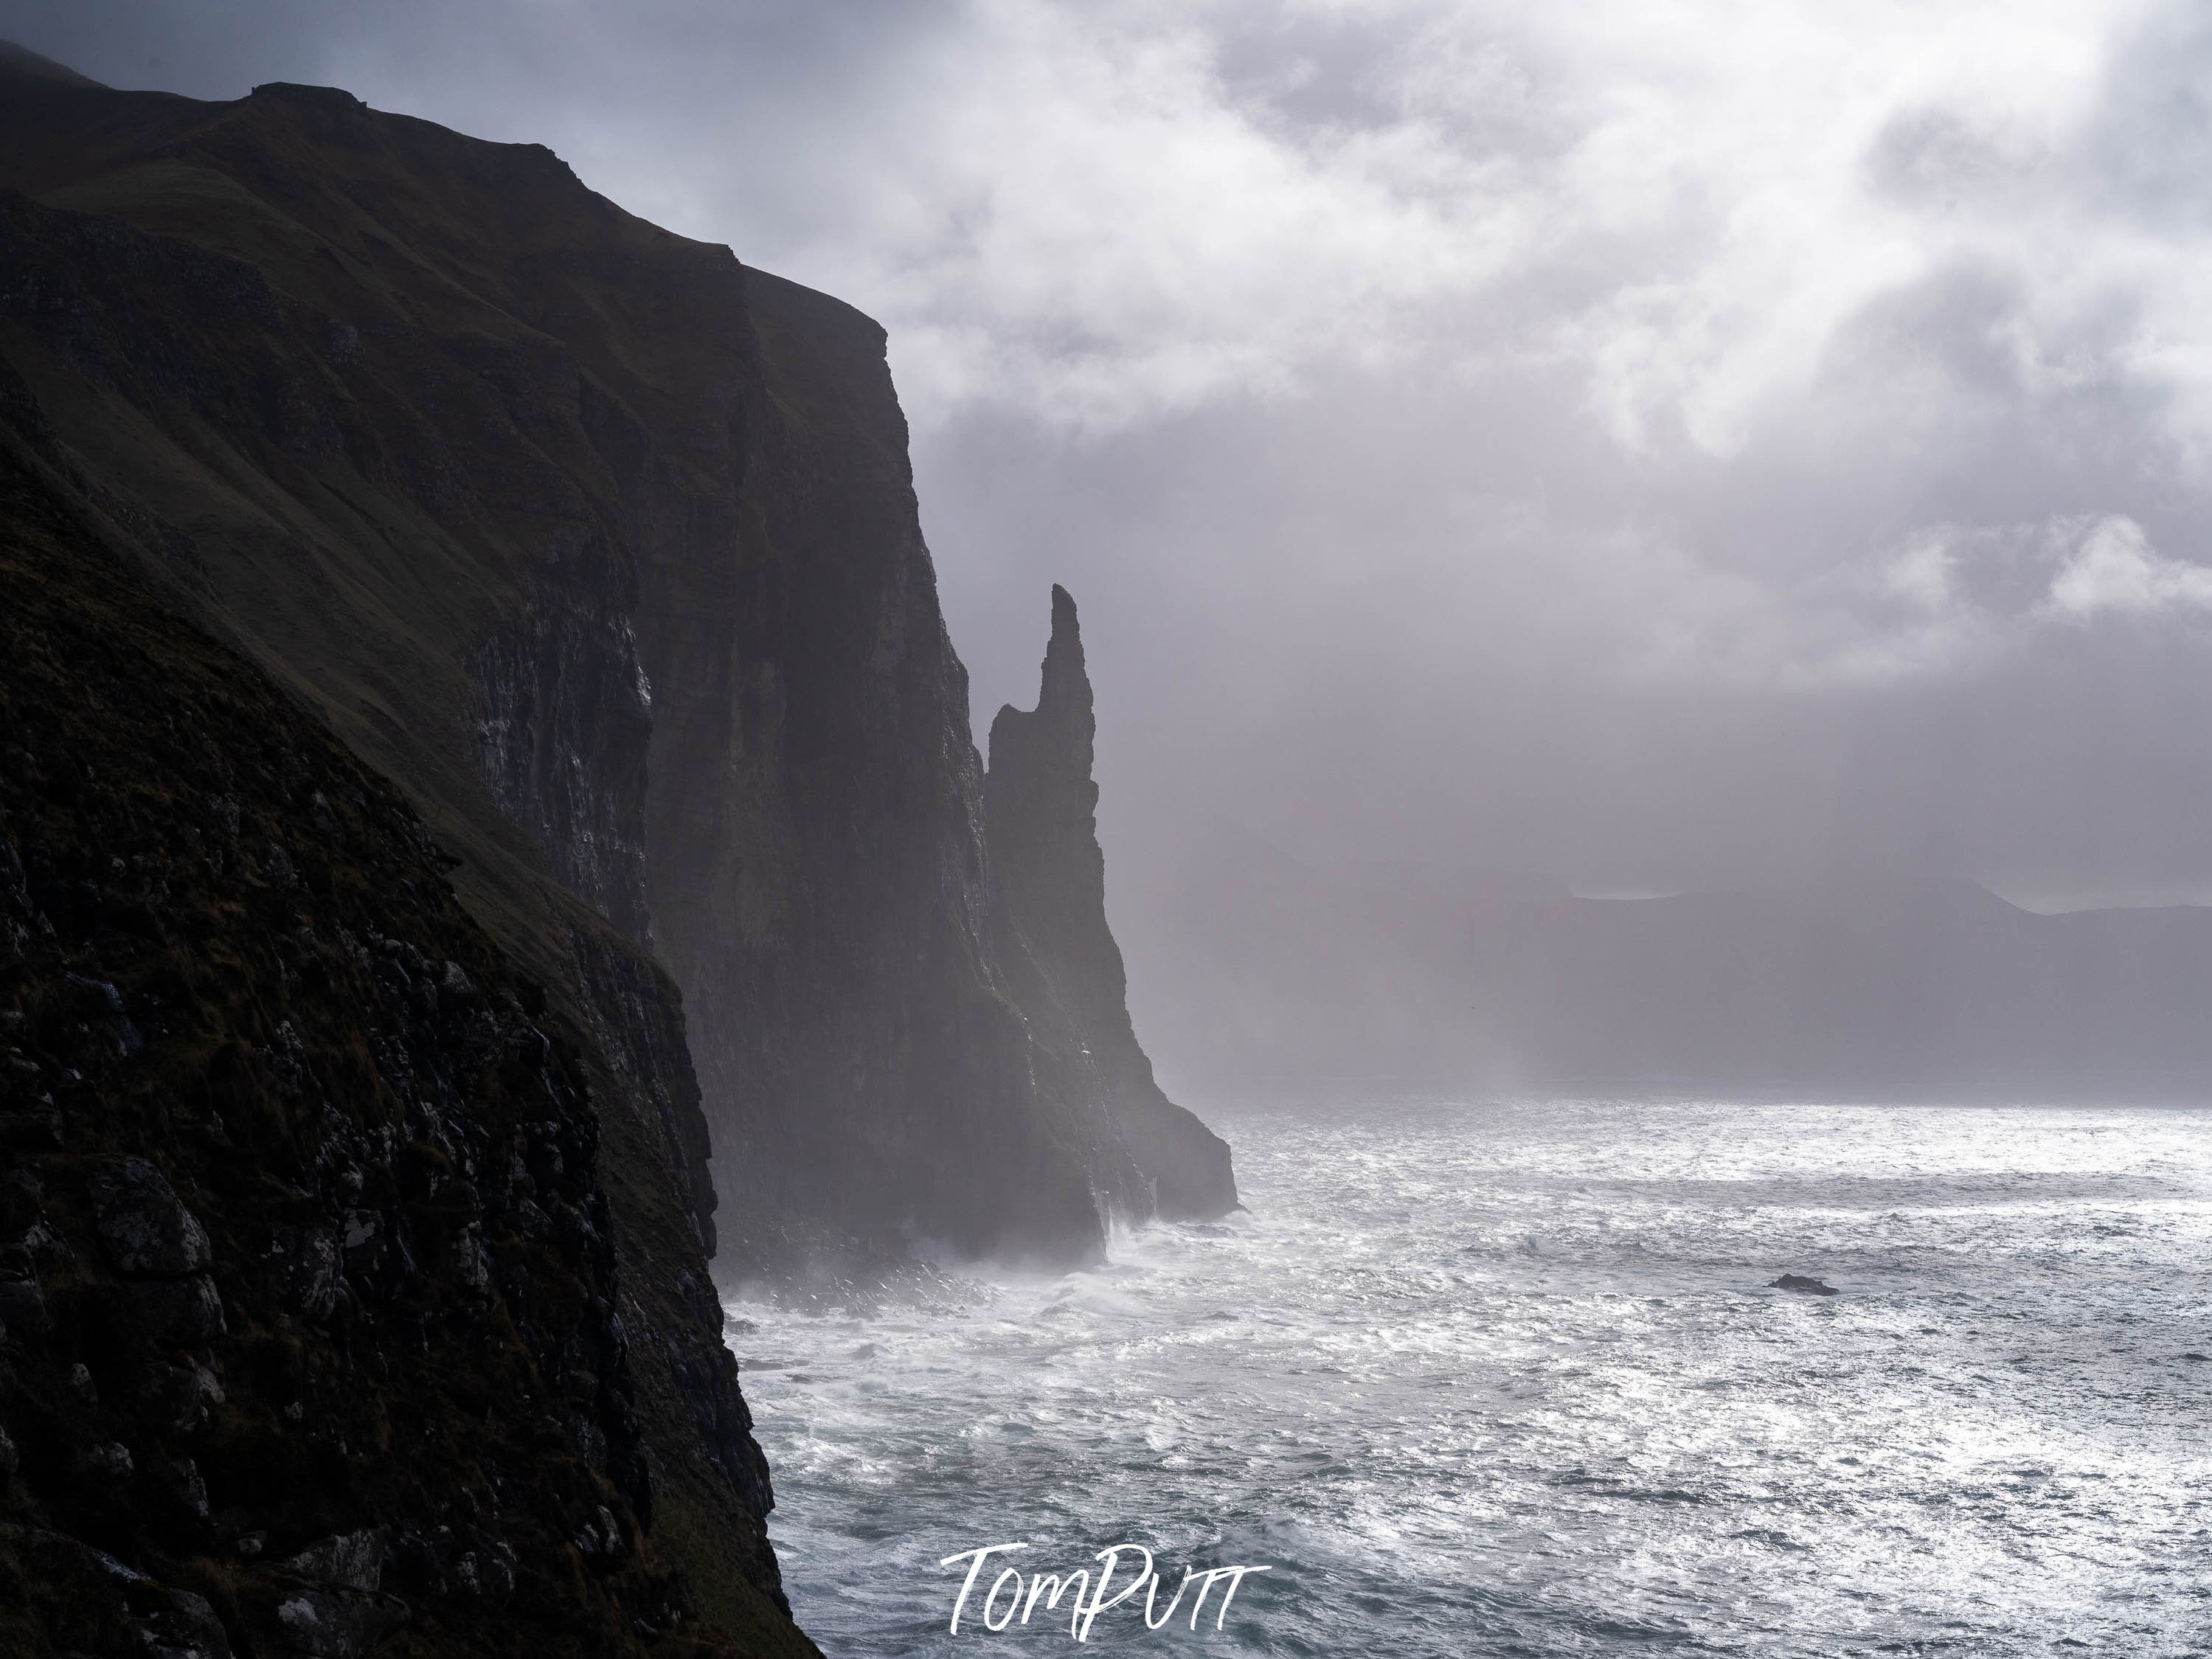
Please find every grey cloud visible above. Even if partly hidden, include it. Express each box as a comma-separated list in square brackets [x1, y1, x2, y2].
[6, 0, 2212, 943]
[2080, 4, 2212, 235]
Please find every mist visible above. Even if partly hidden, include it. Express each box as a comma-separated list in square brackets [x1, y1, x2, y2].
[20, 0, 2212, 1087]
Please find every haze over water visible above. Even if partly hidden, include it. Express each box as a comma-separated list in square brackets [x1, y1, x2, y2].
[731, 1093, 2212, 1655]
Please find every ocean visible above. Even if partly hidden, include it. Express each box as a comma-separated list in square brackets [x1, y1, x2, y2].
[726, 1092, 2212, 1655]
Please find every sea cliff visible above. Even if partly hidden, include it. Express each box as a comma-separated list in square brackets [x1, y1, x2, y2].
[0, 41, 1230, 1656]
[985, 588, 1236, 1222]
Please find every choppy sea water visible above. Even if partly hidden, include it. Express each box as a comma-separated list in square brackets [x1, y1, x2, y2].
[725, 1094, 2212, 1656]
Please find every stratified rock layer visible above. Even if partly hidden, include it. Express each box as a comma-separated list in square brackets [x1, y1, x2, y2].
[986, 589, 1236, 1221]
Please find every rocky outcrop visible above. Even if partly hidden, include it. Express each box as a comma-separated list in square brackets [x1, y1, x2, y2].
[0, 55, 1200, 1276]
[0, 48, 1241, 1651]
[0, 64, 828, 1648]
[0, 443, 800, 1655]
[985, 589, 1236, 1222]
[627, 269, 1109, 1269]
[1, 14, 1241, 1267]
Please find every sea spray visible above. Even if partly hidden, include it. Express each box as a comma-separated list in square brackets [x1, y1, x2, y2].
[743, 1092, 2212, 1657]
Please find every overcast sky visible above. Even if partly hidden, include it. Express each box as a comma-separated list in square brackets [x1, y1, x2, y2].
[14, 0, 2212, 907]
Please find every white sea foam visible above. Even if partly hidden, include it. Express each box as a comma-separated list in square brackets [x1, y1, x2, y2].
[727, 1092, 2212, 1655]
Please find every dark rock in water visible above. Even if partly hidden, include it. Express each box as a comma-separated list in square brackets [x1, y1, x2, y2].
[1771, 1273, 1839, 1295]
[985, 587, 1238, 1222]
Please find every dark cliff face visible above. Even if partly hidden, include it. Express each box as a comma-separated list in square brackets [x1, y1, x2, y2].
[0, 63, 810, 1652]
[629, 271, 1106, 1270]
[0, 51, 1233, 1649]
[985, 589, 1237, 1222]
[0, 59, 1131, 1277]
[0, 445, 788, 1656]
